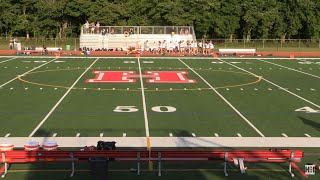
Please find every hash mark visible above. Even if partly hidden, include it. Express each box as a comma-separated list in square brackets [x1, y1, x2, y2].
[304, 134, 311, 137]
[281, 133, 288, 137]
[237, 133, 242, 137]
[214, 133, 219, 137]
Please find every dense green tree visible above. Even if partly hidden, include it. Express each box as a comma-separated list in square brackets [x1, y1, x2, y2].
[0, 0, 319, 39]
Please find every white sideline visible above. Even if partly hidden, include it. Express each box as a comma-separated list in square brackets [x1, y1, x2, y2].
[0, 58, 57, 88]
[0, 137, 319, 147]
[218, 59, 320, 109]
[258, 59, 320, 79]
[0, 57, 16, 64]
[1, 55, 320, 60]
[28, 58, 100, 137]
[178, 58, 265, 137]
[137, 58, 150, 137]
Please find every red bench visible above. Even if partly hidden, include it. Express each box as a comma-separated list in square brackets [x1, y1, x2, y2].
[0, 149, 306, 178]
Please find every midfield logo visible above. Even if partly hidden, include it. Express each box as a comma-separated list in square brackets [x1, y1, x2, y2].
[86, 71, 197, 84]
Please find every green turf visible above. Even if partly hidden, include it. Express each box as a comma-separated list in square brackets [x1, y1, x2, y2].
[0, 57, 319, 137]
[1, 56, 320, 179]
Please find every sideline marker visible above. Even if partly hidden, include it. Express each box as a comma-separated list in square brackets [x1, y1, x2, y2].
[289, 54, 295, 59]
[55, 52, 60, 59]
[213, 53, 218, 59]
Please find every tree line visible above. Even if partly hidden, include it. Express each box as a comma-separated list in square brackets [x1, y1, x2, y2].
[1, 0, 319, 40]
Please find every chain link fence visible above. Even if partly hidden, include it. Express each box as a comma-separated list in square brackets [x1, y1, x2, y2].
[0, 37, 319, 51]
[0, 37, 80, 50]
[203, 39, 320, 51]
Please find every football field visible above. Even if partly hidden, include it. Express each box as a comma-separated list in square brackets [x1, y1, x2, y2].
[0, 56, 319, 146]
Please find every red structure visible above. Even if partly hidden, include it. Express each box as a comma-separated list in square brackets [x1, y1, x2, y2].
[0, 149, 306, 178]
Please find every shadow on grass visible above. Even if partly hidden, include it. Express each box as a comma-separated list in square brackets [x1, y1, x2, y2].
[299, 116, 320, 131]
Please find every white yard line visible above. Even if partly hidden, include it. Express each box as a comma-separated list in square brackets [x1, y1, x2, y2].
[28, 58, 100, 137]
[1, 137, 320, 147]
[258, 59, 320, 79]
[0, 58, 57, 88]
[137, 58, 150, 138]
[178, 58, 265, 137]
[0, 57, 17, 64]
[218, 59, 320, 109]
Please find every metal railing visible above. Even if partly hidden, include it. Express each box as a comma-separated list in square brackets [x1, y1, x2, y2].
[81, 26, 194, 36]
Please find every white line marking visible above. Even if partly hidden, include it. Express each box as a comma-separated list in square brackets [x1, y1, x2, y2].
[137, 58, 150, 138]
[254, 88, 258, 91]
[28, 58, 100, 137]
[305, 134, 311, 137]
[100, 133, 104, 137]
[178, 58, 265, 137]
[76, 133, 80, 137]
[237, 133, 242, 137]
[52, 133, 57, 137]
[123, 133, 127, 137]
[0, 58, 57, 88]
[258, 59, 320, 79]
[169, 133, 173, 137]
[192, 133, 196, 137]
[4, 133, 10, 137]
[97, 72, 104, 80]
[268, 88, 272, 90]
[218, 59, 320, 109]
[214, 133, 219, 137]
[177, 73, 186, 80]
[281, 133, 288, 137]
[0, 57, 16, 64]
[311, 88, 315, 91]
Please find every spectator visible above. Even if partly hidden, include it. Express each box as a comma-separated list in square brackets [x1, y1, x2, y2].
[180, 28, 184, 35]
[144, 40, 149, 52]
[42, 45, 48, 55]
[96, 22, 100, 34]
[90, 22, 95, 34]
[9, 38, 13, 49]
[101, 29, 106, 35]
[124, 29, 129, 37]
[110, 28, 114, 35]
[84, 21, 89, 34]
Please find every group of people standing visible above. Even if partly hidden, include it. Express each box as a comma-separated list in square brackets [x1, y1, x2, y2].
[144, 40, 214, 55]
[83, 21, 100, 34]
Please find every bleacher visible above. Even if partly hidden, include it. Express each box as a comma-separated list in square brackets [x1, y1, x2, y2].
[80, 26, 196, 51]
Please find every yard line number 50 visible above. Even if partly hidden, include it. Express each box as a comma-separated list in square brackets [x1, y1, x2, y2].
[113, 106, 176, 113]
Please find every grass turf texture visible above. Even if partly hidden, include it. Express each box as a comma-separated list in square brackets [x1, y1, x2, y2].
[0, 57, 319, 137]
[0, 57, 319, 179]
